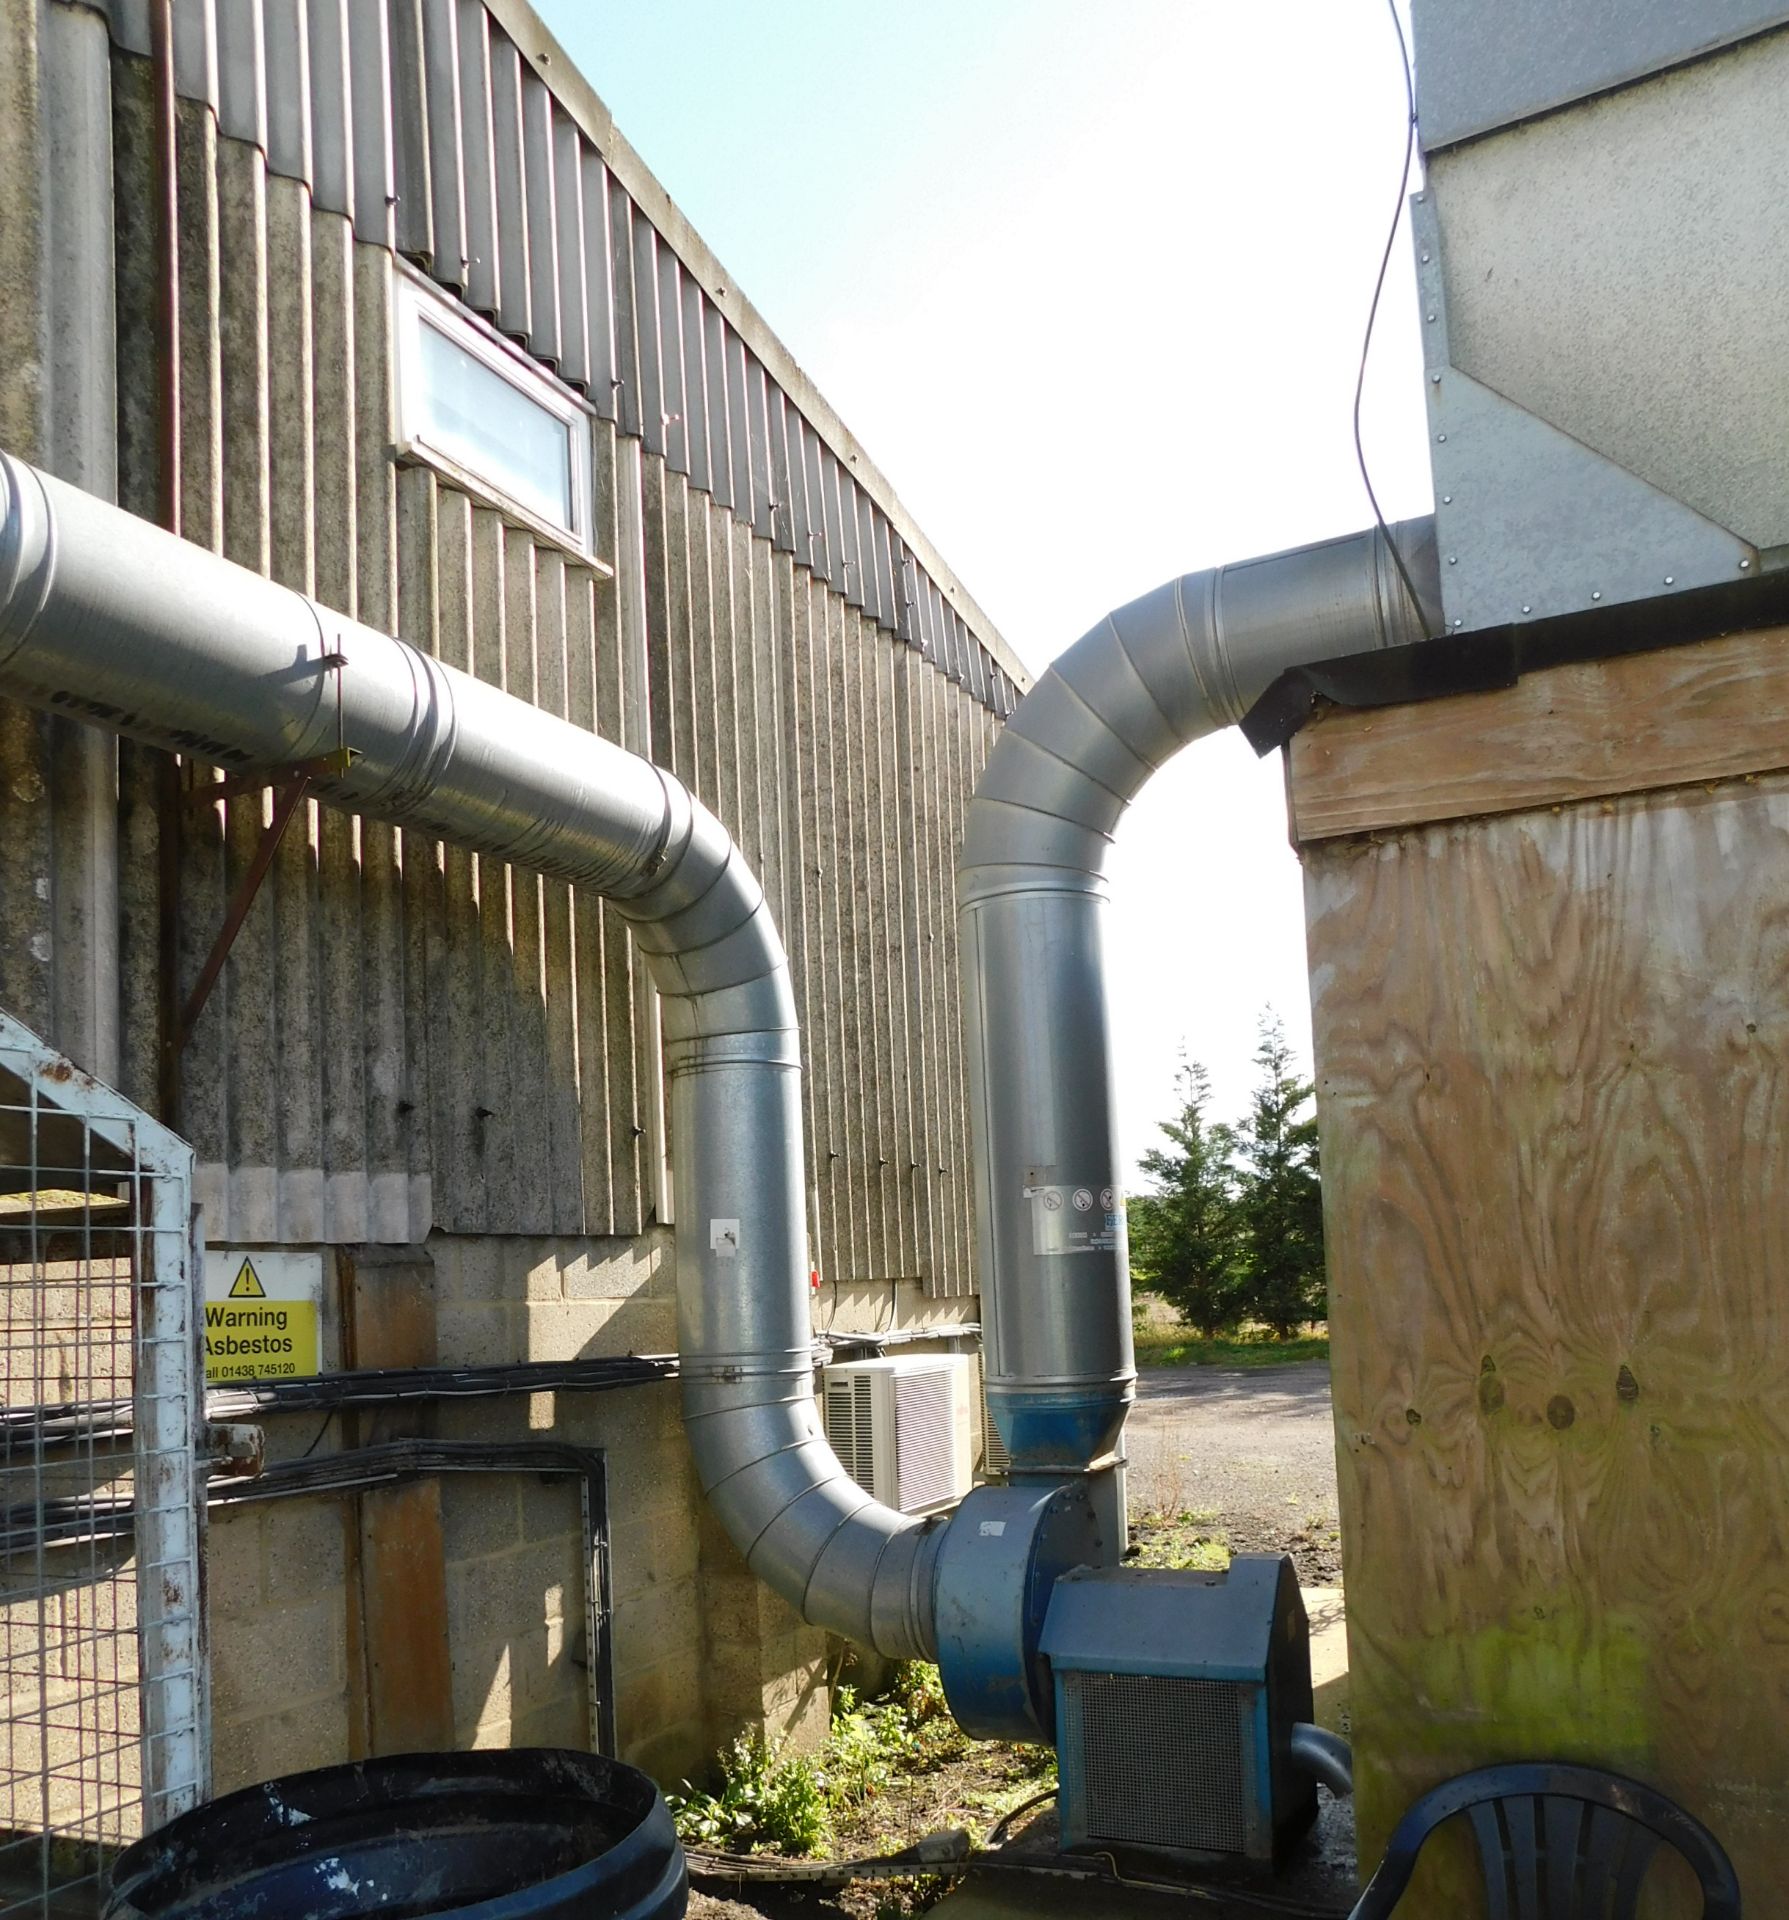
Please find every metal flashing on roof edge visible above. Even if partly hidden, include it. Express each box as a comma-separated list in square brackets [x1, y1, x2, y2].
[1412, 0, 1789, 150]
[1425, 368, 1755, 633]
[1413, 193, 1756, 634]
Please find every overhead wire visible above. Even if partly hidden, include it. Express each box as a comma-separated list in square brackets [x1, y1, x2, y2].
[1351, 0, 1428, 630]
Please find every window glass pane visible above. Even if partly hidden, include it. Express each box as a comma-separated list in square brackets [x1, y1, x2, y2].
[414, 318, 574, 530]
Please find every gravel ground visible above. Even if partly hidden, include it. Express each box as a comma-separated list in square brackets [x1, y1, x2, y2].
[1125, 1361, 1343, 1584]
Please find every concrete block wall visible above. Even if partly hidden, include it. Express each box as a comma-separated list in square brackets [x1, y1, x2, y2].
[204, 1237, 983, 1797]
[207, 1497, 353, 1790]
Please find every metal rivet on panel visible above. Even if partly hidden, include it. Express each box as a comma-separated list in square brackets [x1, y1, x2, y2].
[1521, 605, 1532, 615]
[1740, 558, 1753, 570]
[1591, 591, 1602, 601]
[1664, 575, 1675, 586]
[1430, 372, 1441, 384]
[1437, 434, 1447, 443]
[1441, 495, 1452, 505]
[1446, 555, 1457, 565]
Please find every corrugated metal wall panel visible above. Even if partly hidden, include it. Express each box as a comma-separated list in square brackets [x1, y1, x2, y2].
[346, 0, 394, 248]
[215, 0, 265, 150]
[655, 239, 686, 475]
[680, 274, 709, 496]
[308, 0, 353, 222]
[387, 0, 433, 263]
[579, 147, 615, 418]
[519, 64, 558, 364]
[630, 203, 664, 457]
[453, 0, 497, 312]
[706, 301, 733, 513]
[418, 0, 466, 287]
[39, 4, 1011, 1289]
[487, 29, 530, 338]
[550, 105, 587, 388]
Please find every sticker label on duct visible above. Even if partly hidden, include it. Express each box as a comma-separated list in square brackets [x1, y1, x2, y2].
[979, 1520, 1007, 1538]
[710, 1218, 741, 1261]
[203, 1250, 322, 1383]
[1025, 1183, 1122, 1257]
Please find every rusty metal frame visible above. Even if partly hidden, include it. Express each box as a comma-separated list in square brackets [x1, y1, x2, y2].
[173, 747, 353, 1054]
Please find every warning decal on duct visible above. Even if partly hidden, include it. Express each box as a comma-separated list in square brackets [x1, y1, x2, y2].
[1025, 1183, 1122, 1257]
[203, 1249, 323, 1382]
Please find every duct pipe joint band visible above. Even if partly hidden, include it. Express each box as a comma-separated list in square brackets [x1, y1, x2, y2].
[660, 1032, 802, 1076]
[0, 457, 54, 669]
[679, 1347, 823, 1389]
[955, 868, 1111, 911]
[343, 636, 459, 815]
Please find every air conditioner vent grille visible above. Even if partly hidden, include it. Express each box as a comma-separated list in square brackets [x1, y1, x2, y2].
[893, 1364, 957, 1511]
[1061, 1670, 1248, 1855]
[825, 1373, 876, 1490]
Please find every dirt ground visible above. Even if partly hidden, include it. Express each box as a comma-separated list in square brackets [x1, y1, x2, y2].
[689, 1356, 1350, 1920]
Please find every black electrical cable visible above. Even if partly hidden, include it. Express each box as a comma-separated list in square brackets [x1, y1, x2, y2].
[986, 1787, 1057, 1847]
[299, 1409, 334, 1458]
[1351, 0, 1426, 630]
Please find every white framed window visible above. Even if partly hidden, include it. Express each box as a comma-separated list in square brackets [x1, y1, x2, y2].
[394, 269, 596, 554]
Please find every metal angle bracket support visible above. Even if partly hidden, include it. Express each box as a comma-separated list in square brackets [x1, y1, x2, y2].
[1412, 191, 1757, 634]
[174, 744, 357, 1054]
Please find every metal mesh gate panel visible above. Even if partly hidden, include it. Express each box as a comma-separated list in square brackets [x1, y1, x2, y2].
[0, 1014, 205, 1919]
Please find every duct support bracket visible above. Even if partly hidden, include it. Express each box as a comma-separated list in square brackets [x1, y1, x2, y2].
[174, 745, 356, 1053]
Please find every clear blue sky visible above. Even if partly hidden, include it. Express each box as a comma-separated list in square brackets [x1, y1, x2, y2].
[538, 1, 1433, 1172]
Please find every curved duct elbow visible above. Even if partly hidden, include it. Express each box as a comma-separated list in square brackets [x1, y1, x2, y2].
[621, 789, 945, 1655]
[959, 520, 1440, 1473]
[0, 450, 938, 1660]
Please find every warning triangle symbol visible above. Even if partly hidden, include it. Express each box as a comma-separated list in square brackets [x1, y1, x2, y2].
[228, 1259, 266, 1299]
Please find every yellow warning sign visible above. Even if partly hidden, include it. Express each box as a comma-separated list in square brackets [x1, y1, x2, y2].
[228, 1259, 266, 1299]
[203, 1250, 322, 1383]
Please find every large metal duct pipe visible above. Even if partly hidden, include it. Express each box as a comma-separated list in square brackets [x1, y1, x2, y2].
[0, 450, 941, 1658]
[957, 521, 1441, 1478]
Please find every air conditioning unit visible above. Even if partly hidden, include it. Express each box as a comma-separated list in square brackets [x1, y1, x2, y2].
[820, 1354, 975, 1514]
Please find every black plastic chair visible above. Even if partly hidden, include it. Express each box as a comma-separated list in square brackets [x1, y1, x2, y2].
[1348, 1762, 1741, 1918]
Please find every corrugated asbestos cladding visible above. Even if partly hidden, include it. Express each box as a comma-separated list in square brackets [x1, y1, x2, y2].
[0, 0, 1026, 1298]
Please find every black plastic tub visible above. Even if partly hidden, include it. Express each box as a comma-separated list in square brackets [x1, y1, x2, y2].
[104, 1749, 688, 1920]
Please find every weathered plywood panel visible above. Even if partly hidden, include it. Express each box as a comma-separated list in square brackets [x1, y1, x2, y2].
[1290, 623, 1789, 843]
[1305, 774, 1789, 1908]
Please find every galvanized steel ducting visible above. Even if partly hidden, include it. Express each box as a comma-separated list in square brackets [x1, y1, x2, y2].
[0, 443, 1441, 1688]
[957, 521, 1441, 1478]
[0, 450, 939, 1658]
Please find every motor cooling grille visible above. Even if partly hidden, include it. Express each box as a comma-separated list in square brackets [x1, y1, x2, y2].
[1061, 1670, 1249, 1855]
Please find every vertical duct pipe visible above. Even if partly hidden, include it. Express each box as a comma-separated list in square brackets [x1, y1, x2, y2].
[0, 451, 942, 1657]
[957, 521, 1441, 1477]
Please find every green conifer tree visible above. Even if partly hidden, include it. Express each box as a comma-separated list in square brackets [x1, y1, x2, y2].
[1228, 1012, 1326, 1338]
[1126, 1057, 1242, 1337]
